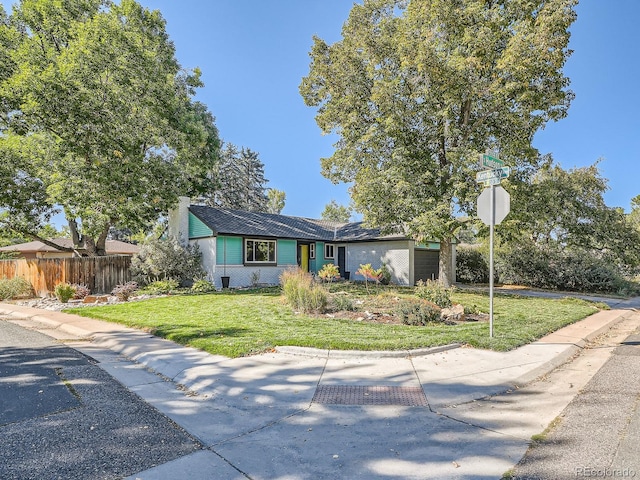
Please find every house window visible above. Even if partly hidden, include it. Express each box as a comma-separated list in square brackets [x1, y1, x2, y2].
[245, 239, 276, 264]
[324, 243, 335, 259]
[309, 243, 316, 259]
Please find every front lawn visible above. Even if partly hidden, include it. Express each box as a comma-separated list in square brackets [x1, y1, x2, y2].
[65, 286, 601, 358]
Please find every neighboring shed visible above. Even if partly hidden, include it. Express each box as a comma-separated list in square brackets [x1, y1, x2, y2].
[168, 197, 454, 289]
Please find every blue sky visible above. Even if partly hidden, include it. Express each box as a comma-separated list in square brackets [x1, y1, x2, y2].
[3, 1, 639, 218]
[139, 0, 640, 216]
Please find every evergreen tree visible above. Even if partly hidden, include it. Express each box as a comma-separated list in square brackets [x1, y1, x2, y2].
[206, 143, 270, 212]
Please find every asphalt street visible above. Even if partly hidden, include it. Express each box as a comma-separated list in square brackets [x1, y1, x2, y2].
[511, 326, 640, 479]
[0, 320, 202, 480]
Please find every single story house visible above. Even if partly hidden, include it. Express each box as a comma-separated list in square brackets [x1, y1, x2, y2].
[0, 238, 140, 259]
[169, 197, 455, 289]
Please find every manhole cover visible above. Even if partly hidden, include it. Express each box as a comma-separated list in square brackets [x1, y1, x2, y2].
[312, 385, 428, 406]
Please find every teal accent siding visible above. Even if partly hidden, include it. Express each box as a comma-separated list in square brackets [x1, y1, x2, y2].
[277, 239, 297, 265]
[416, 241, 440, 251]
[189, 213, 213, 238]
[216, 236, 243, 265]
[309, 243, 318, 273]
[317, 242, 325, 260]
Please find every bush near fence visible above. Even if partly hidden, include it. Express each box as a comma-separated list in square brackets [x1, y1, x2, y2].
[0, 255, 132, 297]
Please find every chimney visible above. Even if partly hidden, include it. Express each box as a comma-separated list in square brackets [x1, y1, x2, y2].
[168, 196, 190, 245]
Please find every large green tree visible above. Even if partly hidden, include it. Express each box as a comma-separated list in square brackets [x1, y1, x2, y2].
[300, 0, 576, 285]
[0, 0, 219, 255]
[501, 158, 640, 269]
[629, 195, 640, 232]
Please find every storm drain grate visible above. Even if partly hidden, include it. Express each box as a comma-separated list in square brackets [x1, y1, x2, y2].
[312, 385, 428, 406]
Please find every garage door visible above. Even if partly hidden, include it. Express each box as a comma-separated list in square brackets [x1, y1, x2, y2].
[414, 250, 439, 283]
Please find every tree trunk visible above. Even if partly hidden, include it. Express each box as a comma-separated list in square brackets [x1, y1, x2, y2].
[67, 218, 110, 256]
[24, 233, 74, 254]
[438, 237, 454, 287]
[68, 218, 81, 248]
[95, 224, 110, 256]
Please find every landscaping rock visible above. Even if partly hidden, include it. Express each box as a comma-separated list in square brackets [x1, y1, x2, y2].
[440, 304, 465, 323]
[83, 295, 110, 304]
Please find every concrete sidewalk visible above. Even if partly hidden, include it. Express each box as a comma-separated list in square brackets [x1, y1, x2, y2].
[1, 303, 638, 479]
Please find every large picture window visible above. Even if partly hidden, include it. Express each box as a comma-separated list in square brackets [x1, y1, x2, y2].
[245, 239, 276, 264]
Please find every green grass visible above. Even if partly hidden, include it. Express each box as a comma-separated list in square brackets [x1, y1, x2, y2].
[64, 286, 601, 358]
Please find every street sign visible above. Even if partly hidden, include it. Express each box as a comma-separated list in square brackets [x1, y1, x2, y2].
[475, 167, 510, 184]
[479, 154, 504, 169]
[481, 177, 501, 187]
[477, 185, 510, 226]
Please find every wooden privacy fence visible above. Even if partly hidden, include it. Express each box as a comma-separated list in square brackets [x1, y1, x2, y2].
[0, 255, 132, 297]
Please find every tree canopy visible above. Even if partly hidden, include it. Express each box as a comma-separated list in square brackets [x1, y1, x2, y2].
[266, 188, 286, 214]
[300, 0, 577, 284]
[0, 0, 220, 255]
[500, 158, 640, 269]
[321, 200, 352, 223]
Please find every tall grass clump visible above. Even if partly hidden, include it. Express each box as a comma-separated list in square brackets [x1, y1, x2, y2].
[0, 277, 33, 300]
[280, 268, 327, 313]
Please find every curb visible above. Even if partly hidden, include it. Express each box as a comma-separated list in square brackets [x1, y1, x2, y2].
[512, 309, 632, 387]
[275, 343, 461, 359]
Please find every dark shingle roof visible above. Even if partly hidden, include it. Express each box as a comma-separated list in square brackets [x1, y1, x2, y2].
[188, 206, 405, 242]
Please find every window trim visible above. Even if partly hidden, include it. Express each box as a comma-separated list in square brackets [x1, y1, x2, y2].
[309, 243, 316, 259]
[244, 238, 277, 265]
[324, 243, 335, 260]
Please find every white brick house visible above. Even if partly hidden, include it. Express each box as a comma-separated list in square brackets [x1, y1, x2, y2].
[169, 197, 454, 289]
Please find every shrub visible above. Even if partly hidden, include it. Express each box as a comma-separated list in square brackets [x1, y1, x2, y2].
[54, 282, 76, 303]
[0, 277, 33, 301]
[415, 279, 453, 308]
[250, 270, 261, 287]
[112, 281, 138, 301]
[379, 264, 392, 285]
[495, 242, 556, 289]
[356, 263, 383, 292]
[72, 284, 91, 300]
[329, 293, 355, 311]
[130, 237, 206, 287]
[455, 247, 489, 284]
[495, 242, 636, 294]
[140, 279, 179, 295]
[396, 298, 442, 326]
[191, 279, 216, 294]
[318, 263, 340, 283]
[280, 268, 327, 313]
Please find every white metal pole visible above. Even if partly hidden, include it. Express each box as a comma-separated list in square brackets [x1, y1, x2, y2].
[489, 184, 495, 338]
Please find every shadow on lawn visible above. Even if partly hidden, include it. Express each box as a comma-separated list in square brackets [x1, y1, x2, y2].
[149, 327, 250, 344]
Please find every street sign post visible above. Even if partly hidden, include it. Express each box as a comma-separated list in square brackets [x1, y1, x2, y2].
[476, 185, 511, 338]
[475, 153, 511, 338]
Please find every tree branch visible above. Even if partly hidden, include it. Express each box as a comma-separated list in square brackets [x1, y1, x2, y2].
[4, 225, 75, 253]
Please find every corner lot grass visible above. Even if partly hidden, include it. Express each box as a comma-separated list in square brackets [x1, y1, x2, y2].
[64, 286, 602, 358]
